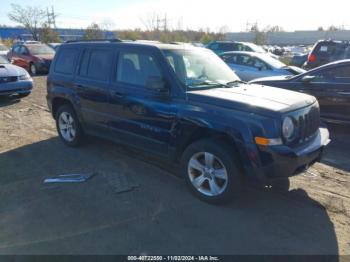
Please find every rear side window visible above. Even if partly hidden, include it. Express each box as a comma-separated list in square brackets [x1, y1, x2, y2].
[79, 49, 112, 81]
[54, 48, 79, 75]
[117, 52, 162, 87]
[314, 42, 349, 57]
[88, 50, 112, 81]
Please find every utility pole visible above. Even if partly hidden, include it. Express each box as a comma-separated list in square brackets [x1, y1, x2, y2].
[46, 6, 57, 28]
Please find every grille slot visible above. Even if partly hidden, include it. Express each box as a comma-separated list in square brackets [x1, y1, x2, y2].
[296, 106, 320, 143]
[0, 76, 17, 83]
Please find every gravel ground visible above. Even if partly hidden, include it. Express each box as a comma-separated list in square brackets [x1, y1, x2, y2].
[0, 76, 349, 255]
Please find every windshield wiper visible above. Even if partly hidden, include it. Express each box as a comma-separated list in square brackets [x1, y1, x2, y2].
[225, 80, 247, 85]
[190, 80, 245, 88]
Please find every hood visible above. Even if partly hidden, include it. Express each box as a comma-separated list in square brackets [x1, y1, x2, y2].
[0, 63, 29, 77]
[187, 84, 316, 116]
[35, 54, 54, 60]
[250, 75, 292, 83]
[287, 66, 306, 74]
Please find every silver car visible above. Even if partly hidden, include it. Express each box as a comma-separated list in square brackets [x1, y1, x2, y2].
[0, 56, 33, 98]
[219, 51, 305, 82]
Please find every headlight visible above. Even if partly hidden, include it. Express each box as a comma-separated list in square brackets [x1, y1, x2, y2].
[18, 73, 30, 80]
[282, 116, 295, 140]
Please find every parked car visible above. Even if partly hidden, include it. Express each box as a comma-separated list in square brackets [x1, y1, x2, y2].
[219, 51, 305, 81]
[47, 40, 330, 203]
[0, 55, 33, 98]
[291, 53, 308, 67]
[303, 40, 350, 69]
[0, 43, 9, 59]
[7, 42, 55, 75]
[48, 43, 62, 51]
[207, 41, 264, 54]
[251, 60, 350, 124]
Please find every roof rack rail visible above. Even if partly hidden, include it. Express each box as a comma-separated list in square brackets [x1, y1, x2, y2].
[65, 38, 122, 43]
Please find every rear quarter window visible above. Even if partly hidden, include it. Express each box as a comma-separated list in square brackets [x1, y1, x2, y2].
[54, 48, 79, 75]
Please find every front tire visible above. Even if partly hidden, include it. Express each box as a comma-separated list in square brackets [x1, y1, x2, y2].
[29, 63, 37, 76]
[180, 139, 242, 204]
[55, 105, 83, 147]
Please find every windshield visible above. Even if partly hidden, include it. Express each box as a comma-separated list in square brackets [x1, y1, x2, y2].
[246, 43, 266, 53]
[162, 48, 240, 89]
[258, 53, 286, 68]
[27, 45, 55, 55]
[0, 44, 9, 51]
[0, 56, 9, 64]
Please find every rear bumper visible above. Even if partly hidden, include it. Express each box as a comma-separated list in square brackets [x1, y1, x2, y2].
[255, 127, 330, 180]
[0, 80, 33, 96]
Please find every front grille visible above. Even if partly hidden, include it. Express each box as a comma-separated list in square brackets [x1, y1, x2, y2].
[0, 76, 17, 83]
[296, 104, 320, 143]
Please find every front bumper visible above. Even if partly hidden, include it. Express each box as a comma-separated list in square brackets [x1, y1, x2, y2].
[0, 80, 33, 96]
[256, 127, 330, 179]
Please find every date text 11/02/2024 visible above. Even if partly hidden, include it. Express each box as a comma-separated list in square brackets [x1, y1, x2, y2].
[127, 256, 220, 261]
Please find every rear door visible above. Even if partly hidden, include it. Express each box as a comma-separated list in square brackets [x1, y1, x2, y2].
[74, 47, 114, 133]
[108, 48, 175, 155]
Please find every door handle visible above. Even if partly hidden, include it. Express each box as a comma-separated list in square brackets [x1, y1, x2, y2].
[75, 84, 85, 89]
[337, 91, 350, 95]
[111, 91, 124, 98]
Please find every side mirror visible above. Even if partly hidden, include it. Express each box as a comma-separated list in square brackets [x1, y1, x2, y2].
[301, 75, 315, 83]
[146, 76, 168, 93]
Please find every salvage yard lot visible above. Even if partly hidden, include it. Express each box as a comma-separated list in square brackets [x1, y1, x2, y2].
[0, 76, 349, 255]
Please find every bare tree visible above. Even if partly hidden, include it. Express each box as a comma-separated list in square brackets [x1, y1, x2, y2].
[84, 23, 104, 40]
[8, 4, 46, 40]
[140, 12, 158, 31]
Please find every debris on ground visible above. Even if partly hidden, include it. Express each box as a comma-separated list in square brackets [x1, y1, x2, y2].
[43, 173, 96, 183]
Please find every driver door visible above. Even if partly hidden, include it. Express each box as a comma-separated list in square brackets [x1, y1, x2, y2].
[299, 65, 350, 122]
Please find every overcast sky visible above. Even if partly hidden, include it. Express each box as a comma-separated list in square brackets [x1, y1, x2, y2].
[0, 0, 349, 32]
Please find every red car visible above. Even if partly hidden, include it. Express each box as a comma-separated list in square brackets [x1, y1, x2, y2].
[7, 42, 55, 75]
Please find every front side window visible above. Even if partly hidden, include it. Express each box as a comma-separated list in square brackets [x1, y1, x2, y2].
[162, 48, 239, 89]
[311, 65, 350, 83]
[117, 52, 162, 87]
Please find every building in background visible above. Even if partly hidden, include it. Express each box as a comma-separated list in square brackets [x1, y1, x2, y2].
[226, 30, 350, 45]
[0, 27, 115, 41]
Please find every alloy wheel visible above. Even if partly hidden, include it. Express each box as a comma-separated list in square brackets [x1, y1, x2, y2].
[58, 112, 76, 142]
[187, 152, 228, 196]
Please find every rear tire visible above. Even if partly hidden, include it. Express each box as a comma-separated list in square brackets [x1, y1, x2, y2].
[17, 92, 30, 99]
[55, 104, 84, 147]
[180, 139, 242, 204]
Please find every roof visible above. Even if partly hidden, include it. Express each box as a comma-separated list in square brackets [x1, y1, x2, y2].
[64, 40, 198, 51]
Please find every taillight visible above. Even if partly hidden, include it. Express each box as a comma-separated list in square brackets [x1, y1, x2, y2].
[309, 53, 316, 62]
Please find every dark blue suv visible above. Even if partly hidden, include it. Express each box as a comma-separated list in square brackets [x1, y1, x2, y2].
[47, 40, 330, 203]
